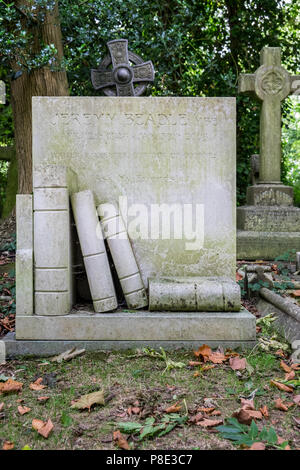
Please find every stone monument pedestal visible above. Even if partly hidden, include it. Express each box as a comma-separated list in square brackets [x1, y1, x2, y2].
[237, 183, 300, 259]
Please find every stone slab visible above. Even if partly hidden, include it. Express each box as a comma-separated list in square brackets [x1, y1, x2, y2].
[15, 308, 255, 341]
[32, 97, 237, 284]
[237, 230, 300, 260]
[246, 184, 294, 206]
[237, 206, 300, 232]
[2, 332, 255, 358]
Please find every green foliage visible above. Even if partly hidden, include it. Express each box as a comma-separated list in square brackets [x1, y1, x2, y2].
[141, 347, 186, 373]
[216, 417, 288, 449]
[116, 413, 188, 441]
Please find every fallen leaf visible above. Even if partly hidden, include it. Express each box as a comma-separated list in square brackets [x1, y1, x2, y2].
[194, 344, 212, 360]
[32, 418, 53, 438]
[197, 407, 215, 414]
[270, 380, 293, 393]
[113, 430, 130, 450]
[280, 361, 292, 373]
[293, 395, 300, 406]
[209, 352, 227, 364]
[229, 357, 247, 370]
[189, 412, 203, 423]
[189, 361, 202, 366]
[37, 396, 50, 402]
[291, 290, 300, 297]
[240, 398, 255, 410]
[236, 272, 243, 281]
[291, 363, 300, 370]
[18, 405, 31, 415]
[210, 410, 221, 416]
[260, 405, 269, 418]
[196, 418, 223, 427]
[285, 371, 295, 381]
[2, 441, 14, 450]
[275, 398, 289, 412]
[0, 402, 4, 411]
[0, 378, 23, 394]
[193, 371, 200, 377]
[29, 378, 47, 391]
[233, 408, 262, 425]
[249, 442, 265, 450]
[165, 402, 181, 413]
[71, 390, 105, 412]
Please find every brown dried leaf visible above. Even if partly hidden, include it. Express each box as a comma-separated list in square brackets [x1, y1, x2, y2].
[0, 378, 23, 394]
[29, 378, 47, 391]
[249, 442, 266, 450]
[189, 412, 203, 424]
[285, 371, 295, 381]
[0, 402, 4, 411]
[240, 398, 255, 410]
[275, 398, 289, 412]
[165, 402, 181, 413]
[2, 441, 14, 450]
[196, 418, 223, 427]
[113, 430, 130, 450]
[260, 405, 269, 418]
[71, 390, 105, 412]
[18, 405, 31, 415]
[197, 407, 215, 414]
[270, 380, 293, 393]
[201, 365, 216, 372]
[293, 395, 300, 406]
[37, 396, 50, 402]
[233, 408, 262, 425]
[32, 418, 53, 438]
[280, 361, 292, 373]
[194, 344, 212, 360]
[189, 361, 202, 366]
[229, 357, 247, 370]
[209, 352, 227, 364]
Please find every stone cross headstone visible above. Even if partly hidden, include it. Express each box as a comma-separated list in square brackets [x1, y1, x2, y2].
[91, 39, 154, 96]
[0, 80, 5, 104]
[239, 47, 299, 184]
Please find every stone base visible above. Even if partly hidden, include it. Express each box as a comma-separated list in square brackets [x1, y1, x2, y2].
[246, 184, 294, 206]
[237, 230, 300, 260]
[237, 206, 300, 232]
[13, 309, 255, 348]
[257, 299, 300, 343]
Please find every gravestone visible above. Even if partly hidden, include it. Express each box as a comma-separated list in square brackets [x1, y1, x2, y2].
[237, 47, 300, 259]
[13, 95, 255, 348]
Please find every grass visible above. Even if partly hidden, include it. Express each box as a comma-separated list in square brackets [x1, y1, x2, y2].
[0, 345, 299, 451]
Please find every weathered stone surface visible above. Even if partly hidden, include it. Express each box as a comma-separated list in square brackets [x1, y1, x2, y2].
[16, 195, 33, 316]
[297, 252, 300, 271]
[3, 332, 256, 356]
[246, 184, 294, 206]
[239, 47, 298, 184]
[33, 165, 73, 316]
[257, 298, 300, 343]
[237, 206, 300, 232]
[32, 97, 237, 284]
[71, 190, 117, 312]
[15, 308, 255, 341]
[0, 340, 6, 363]
[98, 202, 148, 309]
[149, 277, 241, 312]
[237, 230, 300, 260]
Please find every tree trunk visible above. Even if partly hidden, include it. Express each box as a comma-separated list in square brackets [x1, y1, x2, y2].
[10, 1, 69, 194]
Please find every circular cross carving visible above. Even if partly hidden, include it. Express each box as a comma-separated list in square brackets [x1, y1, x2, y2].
[255, 65, 290, 101]
[91, 40, 154, 97]
[113, 64, 133, 85]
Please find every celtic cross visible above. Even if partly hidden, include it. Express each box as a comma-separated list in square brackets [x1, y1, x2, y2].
[239, 47, 299, 184]
[91, 39, 154, 97]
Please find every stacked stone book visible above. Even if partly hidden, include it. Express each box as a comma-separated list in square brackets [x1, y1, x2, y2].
[71, 190, 148, 312]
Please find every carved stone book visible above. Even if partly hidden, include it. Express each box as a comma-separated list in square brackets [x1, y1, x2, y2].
[71, 190, 117, 313]
[97, 203, 148, 309]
